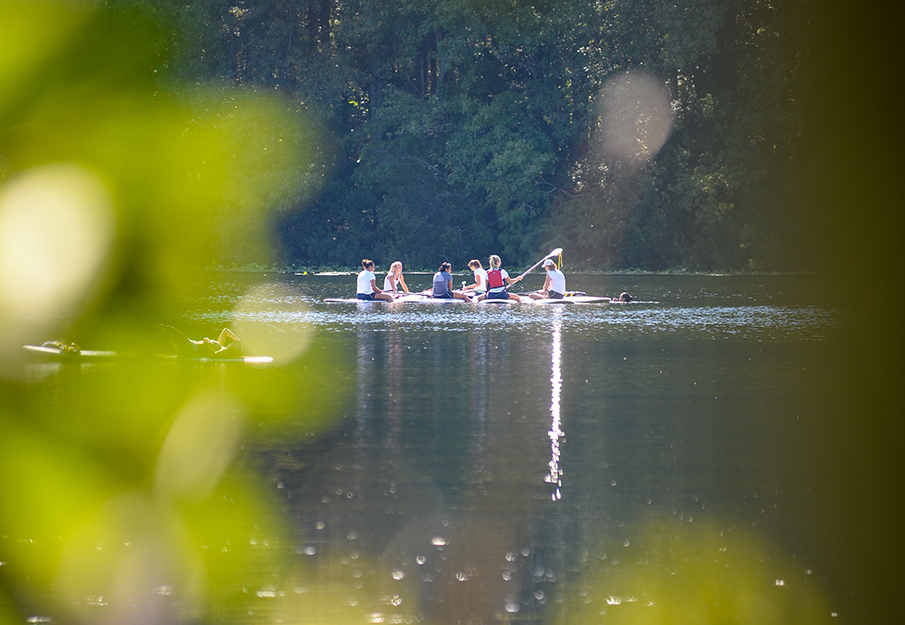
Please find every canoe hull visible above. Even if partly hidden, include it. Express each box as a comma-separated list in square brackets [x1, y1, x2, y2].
[23, 345, 273, 364]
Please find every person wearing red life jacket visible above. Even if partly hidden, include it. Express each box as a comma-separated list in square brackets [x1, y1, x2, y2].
[475, 255, 523, 303]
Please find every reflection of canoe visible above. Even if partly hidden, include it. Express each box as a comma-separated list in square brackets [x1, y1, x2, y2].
[531, 295, 611, 304]
[23, 345, 273, 364]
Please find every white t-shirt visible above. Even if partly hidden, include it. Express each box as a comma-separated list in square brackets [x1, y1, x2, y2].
[357, 269, 376, 294]
[384, 274, 399, 292]
[472, 267, 488, 292]
[547, 268, 566, 294]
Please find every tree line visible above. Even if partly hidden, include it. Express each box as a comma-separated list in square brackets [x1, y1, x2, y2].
[133, 0, 813, 271]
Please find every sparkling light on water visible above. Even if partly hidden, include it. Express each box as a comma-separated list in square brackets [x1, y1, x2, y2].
[545, 313, 565, 501]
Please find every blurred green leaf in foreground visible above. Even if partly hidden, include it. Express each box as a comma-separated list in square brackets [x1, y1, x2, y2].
[0, 2, 344, 623]
[0, 0, 323, 357]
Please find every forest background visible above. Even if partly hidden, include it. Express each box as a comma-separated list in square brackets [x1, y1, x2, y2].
[122, 0, 824, 272]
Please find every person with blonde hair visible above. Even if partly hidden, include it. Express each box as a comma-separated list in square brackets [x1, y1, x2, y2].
[383, 261, 410, 296]
[476, 255, 522, 303]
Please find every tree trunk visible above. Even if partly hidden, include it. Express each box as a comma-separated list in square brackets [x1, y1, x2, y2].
[370, 58, 383, 117]
[307, 0, 330, 44]
[435, 31, 443, 97]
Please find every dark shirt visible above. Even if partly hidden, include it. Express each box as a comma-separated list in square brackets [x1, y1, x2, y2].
[432, 271, 452, 296]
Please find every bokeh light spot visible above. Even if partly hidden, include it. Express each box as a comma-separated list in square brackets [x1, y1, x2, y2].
[154, 391, 246, 502]
[598, 71, 674, 163]
[232, 282, 312, 364]
[0, 163, 115, 316]
[0, 164, 116, 369]
[55, 492, 206, 625]
[561, 519, 833, 625]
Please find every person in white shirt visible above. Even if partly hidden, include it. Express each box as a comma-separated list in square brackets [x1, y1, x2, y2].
[383, 261, 410, 296]
[463, 259, 488, 295]
[357, 259, 393, 301]
[529, 259, 566, 299]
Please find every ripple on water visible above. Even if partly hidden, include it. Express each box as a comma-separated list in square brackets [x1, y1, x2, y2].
[217, 300, 840, 343]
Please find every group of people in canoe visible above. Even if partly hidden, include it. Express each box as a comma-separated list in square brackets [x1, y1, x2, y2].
[34, 259, 632, 361]
[356, 256, 633, 303]
[357, 255, 560, 304]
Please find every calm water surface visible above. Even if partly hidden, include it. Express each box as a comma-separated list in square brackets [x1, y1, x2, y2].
[198, 274, 841, 622]
[17, 274, 848, 624]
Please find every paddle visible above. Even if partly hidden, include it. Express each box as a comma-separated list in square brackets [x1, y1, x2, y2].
[516, 247, 563, 280]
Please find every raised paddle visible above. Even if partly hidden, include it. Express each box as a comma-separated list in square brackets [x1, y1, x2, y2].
[516, 247, 563, 280]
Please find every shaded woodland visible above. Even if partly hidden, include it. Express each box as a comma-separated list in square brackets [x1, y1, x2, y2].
[130, 0, 812, 270]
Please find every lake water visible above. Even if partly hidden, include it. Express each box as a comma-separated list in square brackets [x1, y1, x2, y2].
[9, 273, 858, 624]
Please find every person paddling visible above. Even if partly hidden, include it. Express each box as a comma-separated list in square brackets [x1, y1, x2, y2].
[357, 259, 394, 302]
[476, 255, 522, 303]
[432, 262, 474, 302]
[383, 261, 410, 296]
[529, 258, 566, 300]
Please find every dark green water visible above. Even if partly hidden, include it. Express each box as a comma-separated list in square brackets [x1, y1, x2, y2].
[199, 273, 843, 623]
[10, 273, 859, 624]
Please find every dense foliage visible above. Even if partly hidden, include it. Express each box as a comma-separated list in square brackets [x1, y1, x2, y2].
[133, 0, 811, 271]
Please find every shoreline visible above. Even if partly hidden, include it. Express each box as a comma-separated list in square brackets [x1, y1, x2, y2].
[200, 267, 831, 278]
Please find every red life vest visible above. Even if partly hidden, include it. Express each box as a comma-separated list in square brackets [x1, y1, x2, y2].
[486, 268, 505, 289]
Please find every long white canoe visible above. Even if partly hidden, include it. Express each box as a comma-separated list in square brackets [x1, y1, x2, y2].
[23, 344, 119, 360]
[324, 294, 468, 304]
[23, 344, 274, 364]
[479, 296, 610, 304]
[326, 293, 612, 305]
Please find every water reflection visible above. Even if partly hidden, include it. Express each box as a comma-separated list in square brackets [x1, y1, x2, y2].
[545, 310, 564, 501]
[354, 322, 376, 444]
[466, 326, 490, 495]
[274, 282, 843, 623]
[6, 274, 849, 624]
